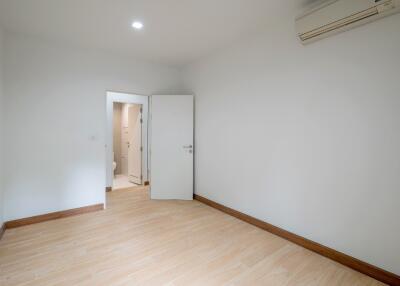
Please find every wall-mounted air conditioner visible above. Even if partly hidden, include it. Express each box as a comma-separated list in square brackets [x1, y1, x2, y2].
[296, 0, 400, 44]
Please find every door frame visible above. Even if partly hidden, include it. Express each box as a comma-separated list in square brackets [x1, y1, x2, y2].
[106, 91, 149, 190]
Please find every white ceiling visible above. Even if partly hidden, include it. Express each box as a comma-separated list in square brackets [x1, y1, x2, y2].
[0, 0, 310, 67]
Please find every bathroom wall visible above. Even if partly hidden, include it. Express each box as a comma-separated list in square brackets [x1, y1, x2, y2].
[0, 27, 4, 226]
[3, 32, 183, 221]
[112, 102, 141, 177]
[113, 103, 122, 175]
[120, 103, 134, 176]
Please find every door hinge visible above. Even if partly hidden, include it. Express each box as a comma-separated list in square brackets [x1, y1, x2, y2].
[140, 118, 143, 124]
[140, 107, 143, 113]
[140, 146, 143, 152]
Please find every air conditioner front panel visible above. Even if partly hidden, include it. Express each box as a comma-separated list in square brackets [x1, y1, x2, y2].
[296, 0, 385, 33]
[299, 6, 379, 41]
[295, 0, 399, 44]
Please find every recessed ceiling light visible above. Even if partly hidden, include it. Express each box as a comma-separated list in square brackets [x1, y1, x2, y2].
[132, 21, 144, 30]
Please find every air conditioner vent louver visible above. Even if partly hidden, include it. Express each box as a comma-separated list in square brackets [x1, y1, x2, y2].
[296, 0, 400, 44]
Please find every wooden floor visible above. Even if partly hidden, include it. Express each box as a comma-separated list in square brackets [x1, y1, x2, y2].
[0, 187, 385, 286]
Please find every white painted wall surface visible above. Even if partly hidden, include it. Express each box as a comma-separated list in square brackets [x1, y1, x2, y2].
[3, 33, 182, 221]
[0, 27, 4, 225]
[184, 15, 400, 275]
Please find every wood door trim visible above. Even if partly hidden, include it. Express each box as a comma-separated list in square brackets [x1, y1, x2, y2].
[0, 223, 5, 239]
[194, 194, 400, 286]
[5, 204, 104, 229]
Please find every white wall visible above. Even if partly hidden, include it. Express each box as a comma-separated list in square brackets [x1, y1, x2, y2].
[0, 27, 4, 226]
[184, 15, 400, 275]
[3, 32, 182, 221]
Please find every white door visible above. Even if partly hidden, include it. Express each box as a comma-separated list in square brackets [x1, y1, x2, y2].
[150, 95, 194, 200]
[121, 126, 129, 175]
[128, 105, 142, 184]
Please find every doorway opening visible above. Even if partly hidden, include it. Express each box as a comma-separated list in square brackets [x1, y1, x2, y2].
[106, 92, 194, 203]
[113, 102, 143, 190]
[106, 91, 149, 194]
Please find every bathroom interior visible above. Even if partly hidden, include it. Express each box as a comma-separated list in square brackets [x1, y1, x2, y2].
[113, 102, 143, 190]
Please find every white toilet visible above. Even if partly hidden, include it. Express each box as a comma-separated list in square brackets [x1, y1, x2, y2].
[113, 152, 117, 175]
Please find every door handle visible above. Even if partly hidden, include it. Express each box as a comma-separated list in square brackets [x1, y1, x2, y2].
[183, 145, 193, 149]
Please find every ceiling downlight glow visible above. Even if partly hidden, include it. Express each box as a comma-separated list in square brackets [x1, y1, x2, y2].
[132, 21, 144, 30]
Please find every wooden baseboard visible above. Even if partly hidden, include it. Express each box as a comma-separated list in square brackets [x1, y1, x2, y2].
[194, 194, 400, 286]
[5, 204, 104, 229]
[106, 187, 112, 192]
[0, 223, 5, 240]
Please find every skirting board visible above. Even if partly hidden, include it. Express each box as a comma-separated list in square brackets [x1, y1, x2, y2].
[5, 204, 105, 229]
[194, 194, 400, 286]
